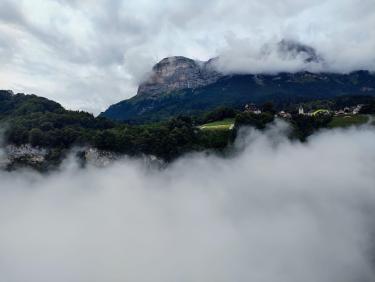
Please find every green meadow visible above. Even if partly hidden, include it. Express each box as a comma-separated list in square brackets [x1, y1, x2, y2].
[199, 118, 235, 131]
[328, 115, 371, 128]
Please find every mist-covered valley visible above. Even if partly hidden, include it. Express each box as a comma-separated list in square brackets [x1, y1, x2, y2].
[2, 1, 375, 281]
[1, 122, 375, 282]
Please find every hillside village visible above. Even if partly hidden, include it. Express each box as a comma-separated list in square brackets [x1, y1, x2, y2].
[244, 103, 364, 119]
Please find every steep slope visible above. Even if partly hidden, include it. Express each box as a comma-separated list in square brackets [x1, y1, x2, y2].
[102, 70, 375, 123]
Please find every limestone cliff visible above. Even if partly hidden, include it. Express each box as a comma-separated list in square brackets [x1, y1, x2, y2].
[137, 56, 222, 97]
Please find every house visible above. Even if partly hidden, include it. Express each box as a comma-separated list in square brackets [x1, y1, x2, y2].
[334, 105, 363, 116]
[335, 109, 345, 116]
[352, 105, 363, 115]
[298, 106, 305, 115]
[278, 111, 292, 119]
[244, 103, 262, 115]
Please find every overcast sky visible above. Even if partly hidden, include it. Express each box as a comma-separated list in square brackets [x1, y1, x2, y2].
[0, 0, 374, 114]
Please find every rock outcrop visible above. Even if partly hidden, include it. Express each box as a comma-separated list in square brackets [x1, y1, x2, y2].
[277, 39, 322, 63]
[137, 56, 222, 97]
[1, 144, 47, 170]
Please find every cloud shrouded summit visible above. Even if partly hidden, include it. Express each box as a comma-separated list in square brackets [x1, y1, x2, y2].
[0, 0, 374, 113]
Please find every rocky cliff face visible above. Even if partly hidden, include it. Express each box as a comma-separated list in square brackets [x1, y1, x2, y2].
[137, 56, 222, 97]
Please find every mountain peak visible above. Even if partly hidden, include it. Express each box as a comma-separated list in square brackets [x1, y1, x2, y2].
[154, 56, 196, 67]
[137, 56, 222, 97]
[278, 39, 322, 63]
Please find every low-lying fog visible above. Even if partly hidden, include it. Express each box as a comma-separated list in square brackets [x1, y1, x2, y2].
[1, 121, 375, 282]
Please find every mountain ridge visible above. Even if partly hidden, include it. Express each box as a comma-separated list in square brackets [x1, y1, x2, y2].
[102, 70, 375, 123]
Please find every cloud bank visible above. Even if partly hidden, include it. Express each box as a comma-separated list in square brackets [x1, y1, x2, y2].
[0, 0, 374, 113]
[1, 123, 375, 282]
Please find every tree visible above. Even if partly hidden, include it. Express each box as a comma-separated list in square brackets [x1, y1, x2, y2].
[261, 102, 276, 114]
[94, 130, 117, 150]
[28, 128, 44, 146]
[235, 112, 274, 129]
[291, 114, 332, 140]
[360, 102, 375, 114]
[202, 107, 237, 123]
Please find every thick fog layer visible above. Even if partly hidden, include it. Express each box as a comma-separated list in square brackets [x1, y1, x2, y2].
[1, 0, 374, 113]
[1, 122, 375, 282]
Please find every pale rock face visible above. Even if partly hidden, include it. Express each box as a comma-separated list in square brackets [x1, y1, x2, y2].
[3, 144, 47, 168]
[137, 56, 222, 97]
[0, 148, 9, 169]
[84, 148, 164, 168]
[84, 148, 118, 167]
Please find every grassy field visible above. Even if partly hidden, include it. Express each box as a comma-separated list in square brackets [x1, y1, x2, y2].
[199, 118, 235, 131]
[328, 115, 371, 128]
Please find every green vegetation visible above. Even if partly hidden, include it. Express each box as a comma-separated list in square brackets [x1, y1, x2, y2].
[0, 92, 238, 164]
[199, 107, 238, 124]
[328, 115, 369, 128]
[290, 114, 333, 141]
[199, 118, 235, 131]
[360, 101, 375, 114]
[235, 112, 275, 129]
[2, 90, 375, 169]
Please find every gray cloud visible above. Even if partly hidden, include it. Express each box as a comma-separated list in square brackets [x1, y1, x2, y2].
[0, 0, 374, 113]
[1, 123, 375, 281]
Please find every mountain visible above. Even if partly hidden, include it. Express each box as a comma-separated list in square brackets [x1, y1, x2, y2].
[137, 56, 222, 97]
[277, 39, 322, 63]
[101, 43, 375, 123]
